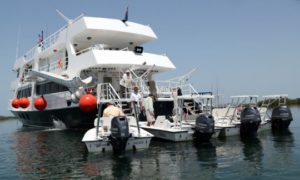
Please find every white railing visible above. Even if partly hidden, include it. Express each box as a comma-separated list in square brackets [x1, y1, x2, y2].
[97, 83, 121, 105]
[41, 14, 84, 51]
[39, 58, 67, 72]
[155, 81, 199, 98]
[42, 32, 61, 50]
[16, 14, 85, 63]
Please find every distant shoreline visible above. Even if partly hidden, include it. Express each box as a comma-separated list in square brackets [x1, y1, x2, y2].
[0, 116, 16, 121]
[286, 98, 300, 106]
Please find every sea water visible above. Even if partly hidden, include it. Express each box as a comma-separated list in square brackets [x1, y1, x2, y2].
[0, 106, 300, 179]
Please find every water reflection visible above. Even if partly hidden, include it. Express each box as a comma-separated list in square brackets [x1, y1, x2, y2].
[272, 129, 294, 166]
[241, 137, 263, 176]
[85, 153, 133, 179]
[193, 141, 217, 179]
[14, 128, 88, 179]
[193, 141, 217, 164]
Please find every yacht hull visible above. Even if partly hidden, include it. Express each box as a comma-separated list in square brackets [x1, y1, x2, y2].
[11, 106, 96, 128]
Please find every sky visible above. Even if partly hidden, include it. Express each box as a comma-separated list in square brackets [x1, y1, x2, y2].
[1, 0, 300, 115]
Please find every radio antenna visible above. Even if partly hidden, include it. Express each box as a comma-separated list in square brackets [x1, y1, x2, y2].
[15, 25, 21, 60]
[56, 9, 72, 24]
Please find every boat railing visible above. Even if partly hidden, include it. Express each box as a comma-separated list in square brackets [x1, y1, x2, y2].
[16, 14, 84, 63]
[38, 58, 67, 72]
[133, 79, 150, 96]
[260, 94, 288, 108]
[16, 46, 42, 63]
[42, 14, 84, 51]
[155, 80, 180, 97]
[97, 83, 122, 108]
[155, 81, 199, 98]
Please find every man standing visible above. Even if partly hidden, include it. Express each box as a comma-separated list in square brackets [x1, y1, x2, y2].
[120, 70, 133, 98]
[143, 94, 155, 126]
[130, 86, 142, 115]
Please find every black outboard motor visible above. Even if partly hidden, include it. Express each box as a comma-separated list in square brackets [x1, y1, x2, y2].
[240, 107, 261, 137]
[271, 105, 293, 129]
[109, 116, 130, 154]
[193, 113, 214, 142]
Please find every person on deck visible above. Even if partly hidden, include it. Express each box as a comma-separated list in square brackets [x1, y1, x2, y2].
[120, 70, 134, 98]
[130, 86, 142, 116]
[143, 94, 156, 126]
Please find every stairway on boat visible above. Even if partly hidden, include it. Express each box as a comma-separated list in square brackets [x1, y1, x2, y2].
[183, 99, 202, 115]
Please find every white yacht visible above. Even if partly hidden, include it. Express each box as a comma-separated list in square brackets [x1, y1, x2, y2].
[8, 13, 203, 129]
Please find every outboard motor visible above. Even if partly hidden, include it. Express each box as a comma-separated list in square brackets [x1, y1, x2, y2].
[109, 116, 130, 154]
[240, 107, 261, 137]
[271, 105, 293, 129]
[193, 113, 214, 142]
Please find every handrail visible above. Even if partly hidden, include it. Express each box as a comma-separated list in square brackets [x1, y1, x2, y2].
[97, 83, 122, 108]
[155, 80, 199, 98]
[16, 14, 85, 63]
[38, 56, 68, 72]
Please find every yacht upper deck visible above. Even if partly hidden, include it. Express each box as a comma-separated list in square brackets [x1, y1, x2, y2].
[13, 15, 158, 70]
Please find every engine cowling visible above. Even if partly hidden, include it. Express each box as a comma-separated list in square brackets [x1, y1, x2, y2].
[271, 105, 293, 129]
[109, 116, 130, 154]
[240, 107, 261, 137]
[194, 113, 215, 142]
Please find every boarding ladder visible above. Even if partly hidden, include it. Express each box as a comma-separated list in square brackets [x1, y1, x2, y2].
[97, 83, 122, 108]
[155, 80, 205, 115]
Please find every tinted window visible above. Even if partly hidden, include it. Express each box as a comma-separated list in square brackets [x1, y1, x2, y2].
[36, 82, 68, 95]
[16, 86, 32, 98]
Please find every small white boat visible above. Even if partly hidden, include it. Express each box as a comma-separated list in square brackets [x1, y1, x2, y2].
[82, 115, 153, 154]
[259, 94, 292, 130]
[213, 95, 262, 138]
[139, 116, 194, 142]
[139, 94, 216, 142]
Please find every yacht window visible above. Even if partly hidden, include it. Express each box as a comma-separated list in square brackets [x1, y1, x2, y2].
[16, 86, 32, 98]
[36, 82, 68, 95]
[65, 50, 68, 70]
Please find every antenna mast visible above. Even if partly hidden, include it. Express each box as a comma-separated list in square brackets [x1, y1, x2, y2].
[56, 9, 72, 24]
[15, 25, 21, 59]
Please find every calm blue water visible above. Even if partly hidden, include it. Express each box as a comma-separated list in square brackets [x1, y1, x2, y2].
[1, 106, 300, 179]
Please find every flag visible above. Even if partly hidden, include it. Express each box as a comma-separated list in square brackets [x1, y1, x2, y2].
[37, 34, 42, 46]
[122, 7, 128, 23]
[37, 31, 44, 47]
